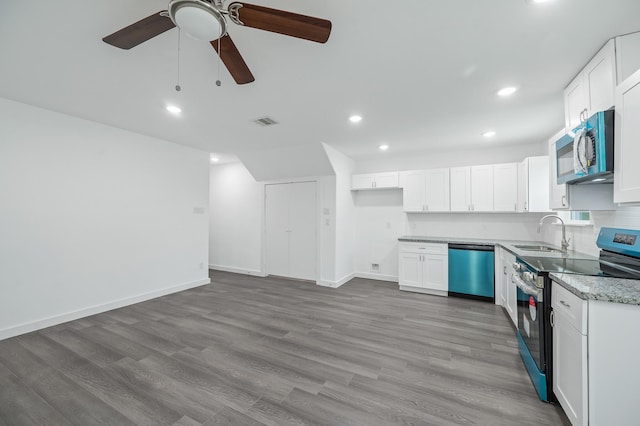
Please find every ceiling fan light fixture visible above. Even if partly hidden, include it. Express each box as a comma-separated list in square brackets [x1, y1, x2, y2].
[169, 0, 226, 41]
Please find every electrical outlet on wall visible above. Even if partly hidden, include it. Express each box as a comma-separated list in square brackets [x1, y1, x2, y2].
[371, 263, 380, 272]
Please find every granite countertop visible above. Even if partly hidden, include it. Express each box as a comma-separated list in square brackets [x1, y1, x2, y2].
[550, 273, 640, 305]
[398, 235, 596, 260]
[398, 235, 640, 305]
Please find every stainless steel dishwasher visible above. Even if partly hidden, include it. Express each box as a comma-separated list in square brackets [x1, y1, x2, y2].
[447, 243, 495, 302]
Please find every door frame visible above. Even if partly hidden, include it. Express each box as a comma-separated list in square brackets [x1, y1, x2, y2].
[263, 179, 320, 282]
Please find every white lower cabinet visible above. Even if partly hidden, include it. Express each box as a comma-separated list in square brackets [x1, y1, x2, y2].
[552, 281, 640, 426]
[552, 283, 588, 426]
[398, 242, 448, 296]
[504, 251, 517, 327]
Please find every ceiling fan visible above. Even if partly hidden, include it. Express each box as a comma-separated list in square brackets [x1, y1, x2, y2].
[103, 0, 332, 84]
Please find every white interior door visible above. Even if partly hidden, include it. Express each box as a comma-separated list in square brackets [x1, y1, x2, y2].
[265, 182, 317, 281]
[287, 181, 317, 281]
[265, 184, 290, 278]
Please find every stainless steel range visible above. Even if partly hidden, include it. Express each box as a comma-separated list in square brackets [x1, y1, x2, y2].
[512, 227, 640, 402]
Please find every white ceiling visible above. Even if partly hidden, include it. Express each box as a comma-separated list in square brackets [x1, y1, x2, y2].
[2, 0, 640, 163]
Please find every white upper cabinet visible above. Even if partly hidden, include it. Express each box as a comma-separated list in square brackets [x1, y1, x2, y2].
[401, 168, 450, 212]
[564, 39, 616, 130]
[424, 168, 450, 212]
[351, 172, 399, 190]
[616, 31, 640, 86]
[493, 163, 518, 212]
[614, 68, 640, 204]
[402, 171, 427, 212]
[564, 76, 587, 132]
[470, 165, 494, 212]
[548, 130, 569, 210]
[518, 156, 550, 212]
[450, 167, 472, 212]
[450, 164, 500, 212]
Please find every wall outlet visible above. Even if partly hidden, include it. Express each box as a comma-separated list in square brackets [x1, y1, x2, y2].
[371, 263, 380, 272]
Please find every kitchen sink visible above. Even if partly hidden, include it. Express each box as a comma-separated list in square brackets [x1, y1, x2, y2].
[513, 244, 564, 253]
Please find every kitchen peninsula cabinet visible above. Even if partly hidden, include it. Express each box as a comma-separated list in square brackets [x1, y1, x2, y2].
[552, 278, 640, 426]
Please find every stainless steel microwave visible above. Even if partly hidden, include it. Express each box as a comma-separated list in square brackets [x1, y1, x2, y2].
[555, 110, 614, 184]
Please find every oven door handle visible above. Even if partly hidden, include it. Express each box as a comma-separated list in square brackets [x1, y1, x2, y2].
[512, 274, 539, 296]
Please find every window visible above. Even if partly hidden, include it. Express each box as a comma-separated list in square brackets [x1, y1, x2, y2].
[557, 210, 592, 225]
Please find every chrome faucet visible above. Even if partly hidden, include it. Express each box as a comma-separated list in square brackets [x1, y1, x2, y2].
[539, 215, 570, 252]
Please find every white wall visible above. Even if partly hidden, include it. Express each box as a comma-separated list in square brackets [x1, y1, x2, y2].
[354, 141, 546, 173]
[209, 162, 263, 275]
[354, 189, 405, 281]
[208, 160, 342, 285]
[352, 143, 549, 281]
[323, 144, 356, 284]
[542, 206, 640, 257]
[353, 189, 547, 281]
[0, 98, 210, 340]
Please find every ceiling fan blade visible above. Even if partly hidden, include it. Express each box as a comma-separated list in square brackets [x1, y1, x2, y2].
[211, 35, 255, 85]
[103, 11, 175, 49]
[229, 2, 331, 43]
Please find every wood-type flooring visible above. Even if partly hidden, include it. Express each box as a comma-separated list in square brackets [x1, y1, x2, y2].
[0, 271, 569, 425]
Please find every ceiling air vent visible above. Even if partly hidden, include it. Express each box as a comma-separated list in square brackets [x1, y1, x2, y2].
[253, 116, 278, 127]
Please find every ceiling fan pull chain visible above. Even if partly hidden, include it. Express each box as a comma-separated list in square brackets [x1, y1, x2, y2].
[216, 37, 222, 87]
[175, 29, 182, 92]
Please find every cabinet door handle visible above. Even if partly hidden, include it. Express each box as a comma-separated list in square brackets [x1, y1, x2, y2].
[560, 300, 570, 308]
[550, 310, 555, 327]
[524, 201, 528, 211]
[425, 204, 429, 212]
[503, 266, 507, 275]
[514, 203, 517, 211]
[561, 195, 567, 207]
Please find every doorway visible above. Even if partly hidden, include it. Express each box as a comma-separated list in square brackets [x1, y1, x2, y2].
[265, 181, 317, 281]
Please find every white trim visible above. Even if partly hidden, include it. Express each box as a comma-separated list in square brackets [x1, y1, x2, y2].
[399, 286, 448, 297]
[0, 278, 210, 341]
[209, 264, 267, 277]
[355, 272, 399, 283]
[316, 272, 355, 289]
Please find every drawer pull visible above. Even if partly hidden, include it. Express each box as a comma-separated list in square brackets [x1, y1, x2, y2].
[560, 300, 570, 308]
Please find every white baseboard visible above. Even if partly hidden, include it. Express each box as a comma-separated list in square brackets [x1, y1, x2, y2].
[316, 272, 356, 289]
[355, 272, 399, 282]
[0, 278, 211, 341]
[399, 285, 447, 297]
[209, 264, 267, 277]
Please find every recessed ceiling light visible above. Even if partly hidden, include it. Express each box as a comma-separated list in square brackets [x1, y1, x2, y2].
[166, 105, 182, 114]
[497, 87, 518, 97]
[379, 144, 389, 151]
[210, 156, 220, 163]
[526, 0, 555, 4]
[349, 115, 362, 123]
[482, 131, 496, 138]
